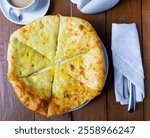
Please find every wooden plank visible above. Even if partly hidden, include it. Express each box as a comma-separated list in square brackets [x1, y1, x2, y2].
[106, 0, 143, 120]
[142, 0, 150, 121]
[0, 10, 35, 120]
[47, 0, 71, 16]
[35, 113, 71, 121]
[0, 0, 147, 121]
[71, 4, 107, 121]
[35, 0, 72, 121]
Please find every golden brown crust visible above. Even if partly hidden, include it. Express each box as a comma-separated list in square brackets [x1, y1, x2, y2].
[10, 68, 54, 116]
[7, 15, 106, 117]
[12, 81, 49, 115]
[47, 62, 101, 117]
[48, 78, 99, 117]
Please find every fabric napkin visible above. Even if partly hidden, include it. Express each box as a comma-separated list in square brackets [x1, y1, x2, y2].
[111, 23, 145, 105]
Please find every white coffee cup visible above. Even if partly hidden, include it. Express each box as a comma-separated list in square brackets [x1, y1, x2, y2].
[7, 0, 39, 13]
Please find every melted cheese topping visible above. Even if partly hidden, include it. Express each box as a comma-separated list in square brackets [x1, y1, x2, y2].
[8, 15, 106, 117]
[8, 38, 52, 80]
[11, 16, 60, 64]
[48, 65, 99, 116]
[55, 16, 101, 63]
[58, 47, 105, 91]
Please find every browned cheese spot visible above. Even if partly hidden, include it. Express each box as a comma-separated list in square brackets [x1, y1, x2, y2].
[26, 53, 29, 57]
[69, 64, 75, 71]
[31, 63, 34, 67]
[79, 24, 84, 31]
[11, 55, 14, 59]
[79, 66, 85, 75]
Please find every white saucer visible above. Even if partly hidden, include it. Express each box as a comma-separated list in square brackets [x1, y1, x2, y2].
[0, 0, 50, 25]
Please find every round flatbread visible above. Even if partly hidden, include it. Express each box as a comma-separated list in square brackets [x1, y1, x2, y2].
[7, 15, 106, 117]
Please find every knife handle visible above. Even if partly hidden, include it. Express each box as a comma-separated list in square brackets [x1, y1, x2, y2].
[128, 82, 136, 113]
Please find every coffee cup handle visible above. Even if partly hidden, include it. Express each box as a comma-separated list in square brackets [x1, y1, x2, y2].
[9, 7, 23, 22]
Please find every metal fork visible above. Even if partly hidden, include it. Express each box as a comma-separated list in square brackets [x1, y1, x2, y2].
[123, 76, 136, 113]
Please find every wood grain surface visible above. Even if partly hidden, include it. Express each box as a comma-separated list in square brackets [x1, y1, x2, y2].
[0, 0, 149, 121]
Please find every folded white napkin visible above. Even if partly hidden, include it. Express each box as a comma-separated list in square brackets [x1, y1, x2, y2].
[111, 23, 145, 105]
[70, 0, 120, 14]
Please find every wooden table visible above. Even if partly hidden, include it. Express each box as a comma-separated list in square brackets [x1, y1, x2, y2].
[0, 0, 150, 121]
